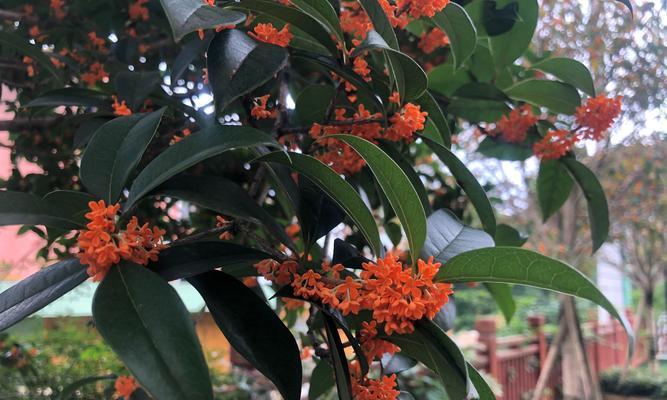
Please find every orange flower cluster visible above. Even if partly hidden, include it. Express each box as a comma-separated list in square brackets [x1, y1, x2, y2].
[575, 95, 622, 140]
[310, 103, 427, 174]
[418, 28, 450, 54]
[490, 104, 538, 143]
[359, 320, 400, 362]
[22, 57, 35, 77]
[129, 0, 149, 21]
[215, 216, 233, 240]
[87, 32, 107, 53]
[352, 374, 401, 400]
[170, 128, 192, 145]
[385, 103, 428, 142]
[50, 0, 66, 19]
[254, 259, 298, 285]
[532, 129, 574, 160]
[341, 0, 448, 38]
[531, 95, 622, 159]
[112, 96, 132, 116]
[77, 200, 165, 281]
[250, 94, 277, 119]
[398, 0, 450, 19]
[340, 1, 374, 38]
[248, 23, 292, 47]
[114, 375, 138, 398]
[80, 62, 108, 87]
[353, 56, 372, 82]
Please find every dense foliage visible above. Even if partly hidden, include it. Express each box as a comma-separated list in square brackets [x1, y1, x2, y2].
[0, 0, 633, 398]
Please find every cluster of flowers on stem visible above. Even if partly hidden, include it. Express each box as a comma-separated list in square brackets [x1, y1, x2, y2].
[77, 200, 165, 281]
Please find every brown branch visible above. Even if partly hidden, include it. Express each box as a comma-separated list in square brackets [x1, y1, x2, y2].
[279, 117, 384, 134]
[0, 117, 63, 131]
[0, 9, 37, 23]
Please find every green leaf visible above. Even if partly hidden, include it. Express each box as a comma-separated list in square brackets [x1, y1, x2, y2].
[25, 88, 110, 108]
[435, 247, 633, 343]
[93, 263, 213, 400]
[505, 79, 581, 115]
[421, 209, 494, 263]
[42, 190, 96, 228]
[322, 313, 353, 400]
[537, 159, 575, 222]
[0, 259, 87, 331]
[415, 91, 452, 148]
[189, 271, 302, 400]
[148, 241, 269, 281]
[357, 0, 399, 50]
[234, 0, 339, 55]
[352, 30, 428, 100]
[0, 32, 63, 84]
[467, 362, 496, 400]
[290, 0, 345, 52]
[387, 320, 473, 400]
[158, 0, 246, 41]
[294, 85, 336, 125]
[255, 151, 382, 257]
[477, 136, 533, 161]
[115, 71, 162, 111]
[560, 158, 609, 252]
[0, 191, 85, 230]
[172, 37, 210, 82]
[309, 361, 335, 400]
[433, 3, 478, 68]
[428, 61, 472, 96]
[423, 137, 496, 235]
[484, 283, 515, 322]
[334, 135, 427, 265]
[125, 125, 278, 210]
[378, 142, 431, 215]
[447, 97, 510, 122]
[81, 109, 165, 204]
[531, 57, 596, 96]
[494, 223, 527, 247]
[57, 375, 116, 400]
[207, 29, 289, 113]
[154, 174, 293, 247]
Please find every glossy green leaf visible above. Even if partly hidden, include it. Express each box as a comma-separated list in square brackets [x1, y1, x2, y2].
[467, 362, 496, 400]
[0, 259, 87, 331]
[290, 0, 345, 51]
[207, 29, 289, 113]
[423, 137, 496, 235]
[189, 271, 302, 400]
[435, 246, 633, 344]
[484, 283, 515, 322]
[415, 91, 452, 148]
[0, 191, 84, 230]
[421, 209, 494, 262]
[428, 61, 472, 96]
[494, 223, 527, 247]
[477, 136, 533, 161]
[322, 313, 353, 400]
[42, 190, 96, 228]
[294, 85, 336, 125]
[352, 30, 428, 100]
[255, 151, 382, 257]
[379, 142, 431, 215]
[115, 71, 162, 110]
[125, 125, 278, 210]
[448, 97, 510, 122]
[235, 0, 338, 55]
[334, 135, 427, 265]
[0, 32, 63, 84]
[537, 159, 575, 222]
[433, 3, 478, 68]
[387, 320, 474, 400]
[148, 241, 269, 281]
[505, 79, 581, 115]
[531, 57, 596, 96]
[93, 263, 213, 400]
[81, 109, 165, 204]
[25, 88, 110, 108]
[154, 174, 293, 248]
[159, 0, 246, 41]
[309, 361, 335, 400]
[357, 0, 399, 49]
[560, 158, 609, 252]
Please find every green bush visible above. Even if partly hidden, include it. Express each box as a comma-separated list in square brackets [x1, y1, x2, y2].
[600, 367, 667, 398]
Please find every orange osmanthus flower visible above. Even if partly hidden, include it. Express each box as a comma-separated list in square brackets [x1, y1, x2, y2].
[251, 94, 276, 119]
[352, 374, 401, 400]
[114, 375, 138, 398]
[215, 215, 233, 240]
[248, 23, 292, 47]
[532, 129, 575, 160]
[385, 103, 428, 141]
[575, 95, 622, 140]
[87, 32, 107, 53]
[490, 104, 538, 143]
[388, 91, 401, 105]
[81, 62, 108, 87]
[50, 0, 66, 19]
[129, 0, 149, 21]
[353, 56, 372, 82]
[77, 200, 165, 281]
[254, 259, 298, 285]
[112, 96, 132, 116]
[418, 28, 449, 54]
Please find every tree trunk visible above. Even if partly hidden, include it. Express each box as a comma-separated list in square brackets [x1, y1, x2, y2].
[644, 289, 657, 367]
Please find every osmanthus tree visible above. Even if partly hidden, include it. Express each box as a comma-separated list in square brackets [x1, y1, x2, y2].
[0, 0, 633, 399]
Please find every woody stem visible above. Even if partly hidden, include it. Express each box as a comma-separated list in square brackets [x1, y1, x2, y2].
[278, 117, 385, 134]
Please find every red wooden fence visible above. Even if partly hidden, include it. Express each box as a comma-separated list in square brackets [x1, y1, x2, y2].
[472, 312, 644, 400]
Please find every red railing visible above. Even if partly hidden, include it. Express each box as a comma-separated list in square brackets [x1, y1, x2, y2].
[472, 312, 644, 400]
